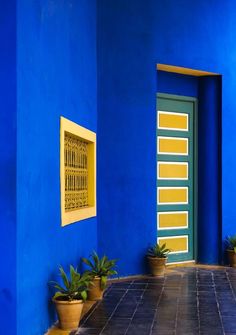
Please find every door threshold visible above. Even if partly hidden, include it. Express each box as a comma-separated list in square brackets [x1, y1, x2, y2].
[167, 260, 196, 267]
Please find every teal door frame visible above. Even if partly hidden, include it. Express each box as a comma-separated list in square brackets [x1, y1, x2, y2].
[157, 93, 198, 263]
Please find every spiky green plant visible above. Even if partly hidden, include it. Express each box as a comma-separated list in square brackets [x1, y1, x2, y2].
[147, 243, 171, 258]
[50, 265, 91, 301]
[82, 252, 118, 289]
[226, 235, 236, 253]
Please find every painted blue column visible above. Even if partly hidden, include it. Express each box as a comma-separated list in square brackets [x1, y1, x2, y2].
[198, 76, 222, 264]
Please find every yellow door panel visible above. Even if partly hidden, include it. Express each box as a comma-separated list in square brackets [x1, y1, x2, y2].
[158, 162, 188, 179]
[158, 187, 188, 204]
[158, 212, 188, 229]
[158, 137, 188, 155]
[158, 112, 188, 130]
[158, 236, 188, 253]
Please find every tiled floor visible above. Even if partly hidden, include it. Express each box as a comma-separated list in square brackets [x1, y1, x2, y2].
[75, 267, 236, 335]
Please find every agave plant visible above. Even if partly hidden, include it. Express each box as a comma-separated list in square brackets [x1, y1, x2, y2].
[147, 243, 171, 258]
[226, 235, 236, 253]
[50, 265, 91, 301]
[82, 252, 118, 289]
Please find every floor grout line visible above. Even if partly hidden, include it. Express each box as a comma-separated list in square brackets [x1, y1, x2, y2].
[98, 281, 133, 335]
[173, 272, 183, 335]
[148, 277, 166, 335]
[211, 270, 225, 335]
[226, 268, 236, 302]
[123, 282, 149, 335]
[79, 285, 113, 327]
[196, 268, 201, 335]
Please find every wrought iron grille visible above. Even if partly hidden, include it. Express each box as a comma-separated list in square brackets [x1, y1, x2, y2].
[64, 132, 89, 211]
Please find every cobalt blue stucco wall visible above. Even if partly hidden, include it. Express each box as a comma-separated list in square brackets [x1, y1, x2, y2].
[0, 2, 16, 335]
[97, 0, 157, 276]
[17, 1, 97, 334]
[97, 0, 236, 274]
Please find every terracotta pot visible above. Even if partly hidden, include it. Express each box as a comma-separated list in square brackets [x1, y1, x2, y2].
[88, 277, 105, 301]
[53, 298, 84, 330]
[148, 256, 167, 276]
[227, 250, 236, 267]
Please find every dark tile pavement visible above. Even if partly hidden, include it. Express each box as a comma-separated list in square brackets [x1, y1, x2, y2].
[75, 266, 236, 335]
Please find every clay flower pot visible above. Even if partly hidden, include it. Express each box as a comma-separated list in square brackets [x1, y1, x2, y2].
[53, 298, 84, 330]
[148, 256, 167, 276]
[227, 250, 236, 267]
[88, 276, 105, 301]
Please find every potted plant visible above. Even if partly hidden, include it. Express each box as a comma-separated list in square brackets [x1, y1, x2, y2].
[147, 243, 171, 276]
[82, 251, 118, 300]
[50, 265, 91, 330]
[226, 235, 236, 267]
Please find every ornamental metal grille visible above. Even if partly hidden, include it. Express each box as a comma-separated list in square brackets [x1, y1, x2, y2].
[64, 132, 89, 211]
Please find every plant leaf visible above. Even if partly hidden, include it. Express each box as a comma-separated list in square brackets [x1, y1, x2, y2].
[59, 266, 70, 289]
[100, 276, 107, 290]
[80, 290, 87, 301]
[53, 292, 68, 300]
[82, 258, 94, 269]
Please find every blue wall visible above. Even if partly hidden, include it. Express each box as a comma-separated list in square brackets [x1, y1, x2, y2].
[0, 2, 16, 335]
[97, 0, 157, 276]
[17, 1, 97, 334]
[97, 0, 236, 274]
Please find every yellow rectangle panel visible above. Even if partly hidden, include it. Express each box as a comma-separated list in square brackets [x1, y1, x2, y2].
[158, 137, 188, 155]
[158, 187, 188, 204]
[158, 112, 188, 130]
[158, 236, 188, 253]
[158, 212, 188, 229]
[158, 162, 188, 179]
